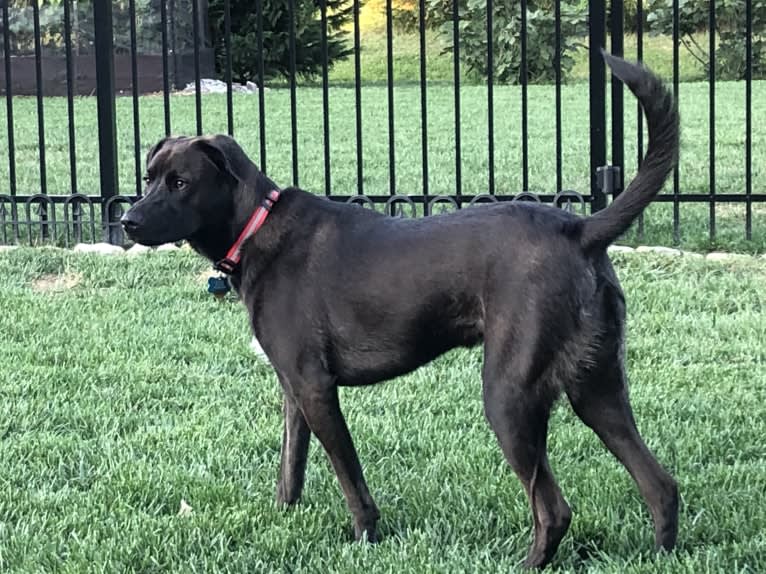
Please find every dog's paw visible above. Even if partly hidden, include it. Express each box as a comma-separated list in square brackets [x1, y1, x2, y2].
[353, 520, 379, 544]
[354, 527, 379, 544]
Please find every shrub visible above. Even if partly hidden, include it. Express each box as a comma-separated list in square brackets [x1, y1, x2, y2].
[425, 0, 587, 84]
[207, 0, 355, 84]
[647, 0, 766, 79]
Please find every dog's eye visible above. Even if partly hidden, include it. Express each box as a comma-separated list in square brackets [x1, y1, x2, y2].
[173, 179, 186, 190]
[142, 175, 151, 184]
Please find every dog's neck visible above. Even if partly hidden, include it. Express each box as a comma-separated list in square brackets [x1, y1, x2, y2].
[187, 174, 292, 278]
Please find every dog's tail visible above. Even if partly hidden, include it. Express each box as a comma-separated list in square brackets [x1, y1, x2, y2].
[579, 51, 679, 253]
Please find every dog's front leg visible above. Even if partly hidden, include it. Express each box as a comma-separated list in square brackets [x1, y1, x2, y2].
[276, 391, 311, 506]
[290, 376, 380, 542]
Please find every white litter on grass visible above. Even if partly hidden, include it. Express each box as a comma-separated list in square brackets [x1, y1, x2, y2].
[181, 78, 262, 95]
[73, 242, 125, 255]
[156, 243, 180, 252]
[177, 499, 193, 517]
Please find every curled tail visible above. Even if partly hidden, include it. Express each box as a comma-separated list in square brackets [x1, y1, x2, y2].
[579, 51, 679, 253]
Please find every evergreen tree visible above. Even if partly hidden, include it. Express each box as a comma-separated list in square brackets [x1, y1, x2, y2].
[207, 0, 355, 83]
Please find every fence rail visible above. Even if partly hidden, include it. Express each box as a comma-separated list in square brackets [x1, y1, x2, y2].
[0, 0, 763, 249]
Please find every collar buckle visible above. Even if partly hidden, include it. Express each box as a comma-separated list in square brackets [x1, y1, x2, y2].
[262, 189, 280, 211]
[214, 258, 237, 275]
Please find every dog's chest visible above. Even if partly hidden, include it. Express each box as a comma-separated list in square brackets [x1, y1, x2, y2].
[327, 293, 484, 386]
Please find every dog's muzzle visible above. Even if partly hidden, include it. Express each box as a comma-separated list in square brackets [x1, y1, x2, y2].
[120, 212, 141, 235]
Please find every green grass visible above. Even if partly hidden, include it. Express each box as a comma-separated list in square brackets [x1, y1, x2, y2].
[326, 30, 710, 86]
[1, 248, 765, 572]
[1, 32, 763, 252]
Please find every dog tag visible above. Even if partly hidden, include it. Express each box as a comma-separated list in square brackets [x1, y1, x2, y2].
[207, 275, 231, 298]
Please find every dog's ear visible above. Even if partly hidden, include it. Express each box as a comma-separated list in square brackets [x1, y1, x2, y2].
[193, 135, 257, 184]
[145, 135, 186, 168]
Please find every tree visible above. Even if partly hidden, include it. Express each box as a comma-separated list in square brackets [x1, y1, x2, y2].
[425, 0, 588, 84]
[647, 0, 766, 79]
[207, 0, 355, 83]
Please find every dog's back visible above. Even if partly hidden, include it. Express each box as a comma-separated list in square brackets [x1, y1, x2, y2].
[316, 51, 678, 387]
[299, 201, 601, 387]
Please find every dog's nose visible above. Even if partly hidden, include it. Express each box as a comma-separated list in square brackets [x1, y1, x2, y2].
[120, 212, 140, 233]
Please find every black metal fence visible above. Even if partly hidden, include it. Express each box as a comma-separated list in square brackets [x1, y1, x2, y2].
[0, 0, 763, 248]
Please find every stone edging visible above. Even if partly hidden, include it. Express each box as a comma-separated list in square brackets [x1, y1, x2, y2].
[0, 242, 188, 255]
[607, 244, 765, 261]
[0, 242, 764, 261]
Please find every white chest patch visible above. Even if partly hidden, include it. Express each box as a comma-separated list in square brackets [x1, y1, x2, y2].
[250, 335, 270, 363]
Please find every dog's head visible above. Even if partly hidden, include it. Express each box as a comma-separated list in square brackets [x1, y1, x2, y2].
[121, 134, 258, 246]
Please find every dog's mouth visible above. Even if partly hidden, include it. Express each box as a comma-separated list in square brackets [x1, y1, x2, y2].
[122, 225, 188, 247]
[121, 221, 161, 246]
[121, 221, 188, 247]
[121, 208, 198, 246]
[124, 233, 167, 247]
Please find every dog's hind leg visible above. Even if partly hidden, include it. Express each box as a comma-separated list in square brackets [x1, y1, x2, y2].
[565, 359, 679, 553]
[276, 392, 311, 506]
[482, 355, 572, 569]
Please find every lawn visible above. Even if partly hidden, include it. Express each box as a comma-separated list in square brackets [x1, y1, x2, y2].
[1, 30, 764, 252]
[1, 247, 765, 572]
[327, 30, 711, 86]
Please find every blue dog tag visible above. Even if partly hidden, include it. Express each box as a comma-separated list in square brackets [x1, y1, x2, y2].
[207, 275, 231, 298]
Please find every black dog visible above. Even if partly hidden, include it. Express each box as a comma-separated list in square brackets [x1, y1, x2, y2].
[121, 52, 679, 568]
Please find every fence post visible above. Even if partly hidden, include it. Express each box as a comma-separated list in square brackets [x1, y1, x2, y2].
[610, 0, 625, 197]
[93, 1, 121, 244]
[588, 0, 607, 212]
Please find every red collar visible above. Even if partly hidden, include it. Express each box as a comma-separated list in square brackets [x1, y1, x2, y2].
[214, 189, 280, 274]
